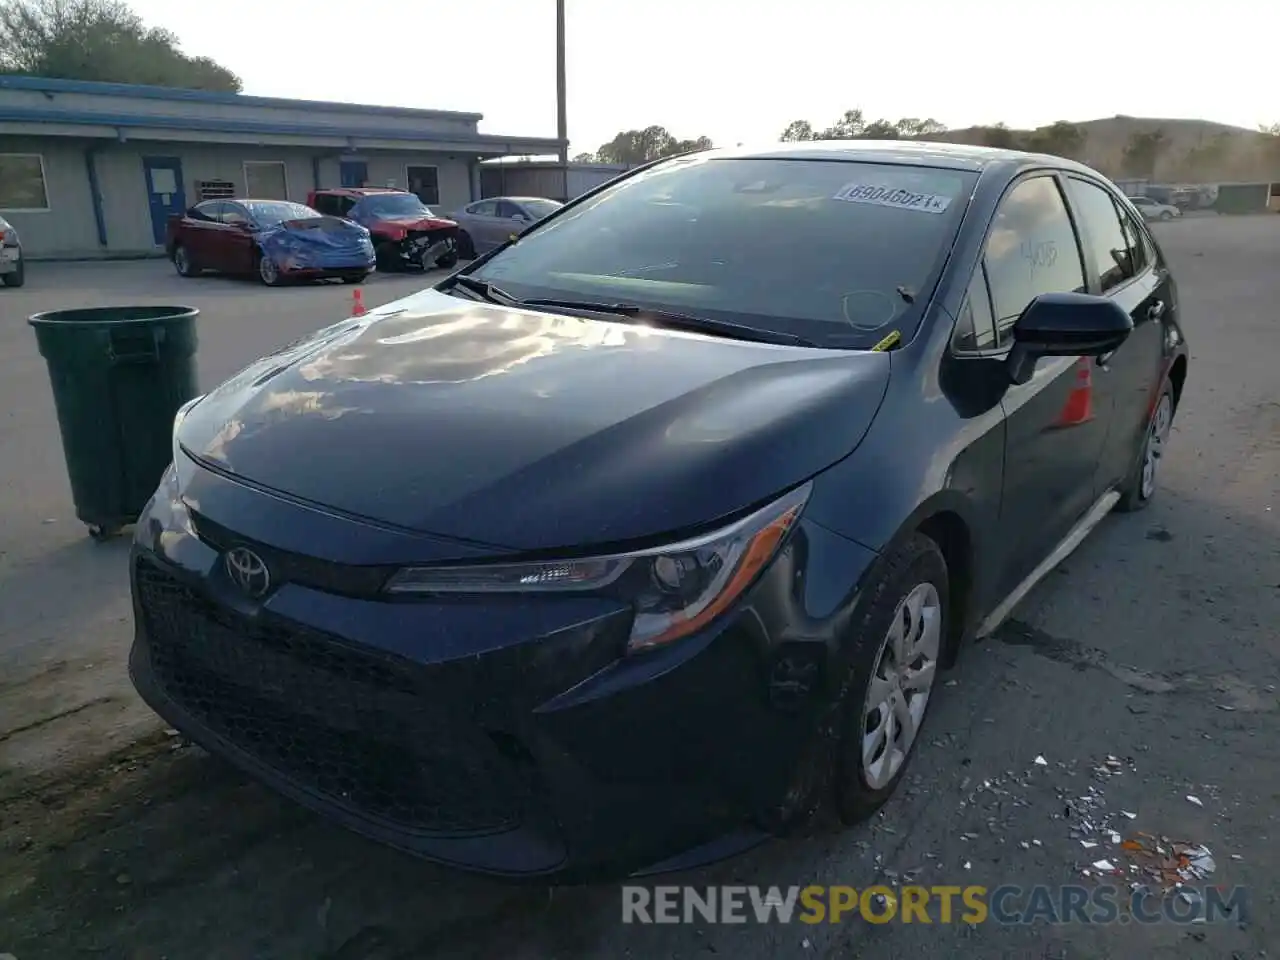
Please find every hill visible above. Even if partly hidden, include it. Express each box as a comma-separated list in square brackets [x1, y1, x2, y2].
[940, 116, 1280, 183]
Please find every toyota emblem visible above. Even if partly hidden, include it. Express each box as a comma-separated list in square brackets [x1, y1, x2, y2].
[224, 546, 271, 598]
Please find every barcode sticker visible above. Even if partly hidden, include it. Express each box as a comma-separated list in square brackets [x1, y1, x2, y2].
[832, 183, 952, 214]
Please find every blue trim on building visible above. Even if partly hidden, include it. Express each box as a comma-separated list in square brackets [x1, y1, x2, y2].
[0, 105, 564, 153]
[83, 147, 108, 246]
[0, 74, 483, 122]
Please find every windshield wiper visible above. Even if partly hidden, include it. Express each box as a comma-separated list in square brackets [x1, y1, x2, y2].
[444, 279, 816, 347]
[447, 274, 523, 305]
[517, 298, 819, 347]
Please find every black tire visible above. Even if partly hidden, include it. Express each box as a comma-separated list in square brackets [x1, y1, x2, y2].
[256, 250, 284, 286]
[1160, 211, 1174, 221]
[456, 231, 476, 259]
[375, 242, 400, 270]
[172, 244, 198, 278]
[834, 533, 949, 825]
[435, 252, 458, 270]
[1115, 382, 1174, 512]
[342, 273, 369, 285]
[1, 255, 24, 287]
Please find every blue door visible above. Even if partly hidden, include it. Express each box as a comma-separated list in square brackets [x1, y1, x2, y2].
[340, 160, 368, 187]
[142, 157, 187, 246]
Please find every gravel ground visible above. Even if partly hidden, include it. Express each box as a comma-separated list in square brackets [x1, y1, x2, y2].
[1, 219, 1277, 959]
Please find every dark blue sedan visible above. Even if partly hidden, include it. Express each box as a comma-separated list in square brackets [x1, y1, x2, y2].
[129, 141, 1188, 882]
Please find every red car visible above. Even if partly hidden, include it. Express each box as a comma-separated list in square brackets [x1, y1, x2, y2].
[307, 187, 460, 270]
[165, 198, 376, 286]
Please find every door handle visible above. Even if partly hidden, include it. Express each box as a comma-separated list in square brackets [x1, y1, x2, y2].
[1147, 300, 1166, 321]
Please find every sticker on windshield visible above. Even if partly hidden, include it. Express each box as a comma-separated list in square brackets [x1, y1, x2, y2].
[832, 183, 952, 214]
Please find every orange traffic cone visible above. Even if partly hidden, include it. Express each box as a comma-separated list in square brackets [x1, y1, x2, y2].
[1056, 356, 1094, 426]
[350, 288, 367, 317]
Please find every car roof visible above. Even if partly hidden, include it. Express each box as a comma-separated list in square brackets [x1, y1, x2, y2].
[689, 139, 1100, 177]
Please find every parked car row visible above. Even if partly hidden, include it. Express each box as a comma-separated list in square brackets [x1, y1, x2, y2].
[163, 189, 563, 286]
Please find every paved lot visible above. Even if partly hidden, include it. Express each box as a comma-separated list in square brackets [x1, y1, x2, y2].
[1, 223, 1278, 959]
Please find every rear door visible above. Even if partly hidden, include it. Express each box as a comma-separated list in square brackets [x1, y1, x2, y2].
[984, 173, 1112, 596]
[465, 200, 503, 251]
[1061, 177, 1169, 493]
[183, 201, 224, 265]
[218, 202, 258, 273]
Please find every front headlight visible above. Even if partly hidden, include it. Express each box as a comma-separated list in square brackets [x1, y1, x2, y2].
[384, 483, 811, 653]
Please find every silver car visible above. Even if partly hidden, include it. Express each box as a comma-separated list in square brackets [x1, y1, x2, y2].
[0, 214, 24, 287]
[1128, 196, 1181, 221]
[449, 196, 563, 259]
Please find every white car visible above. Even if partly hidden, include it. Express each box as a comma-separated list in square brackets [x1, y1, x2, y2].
[0, 214, 24, 287]
[1128, 196, 1181, 221]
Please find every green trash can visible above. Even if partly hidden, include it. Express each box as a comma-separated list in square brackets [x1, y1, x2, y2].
[28, 306, 200, 542]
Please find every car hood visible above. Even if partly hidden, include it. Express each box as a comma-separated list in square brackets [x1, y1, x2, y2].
[178, 289, 891, 552]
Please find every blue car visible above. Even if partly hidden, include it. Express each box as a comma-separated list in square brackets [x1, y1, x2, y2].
[167, 199, 376, 285]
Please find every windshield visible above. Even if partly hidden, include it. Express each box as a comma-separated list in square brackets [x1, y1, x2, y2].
[354, 194, 433, 218]
[463, 156, 976, 348]
[520, 198, 563, 220]
[246, 201, 319, 225]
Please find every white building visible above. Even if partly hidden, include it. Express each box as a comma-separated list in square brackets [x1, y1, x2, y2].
[0, 75, 562, 258]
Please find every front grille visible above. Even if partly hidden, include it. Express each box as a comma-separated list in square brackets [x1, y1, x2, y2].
[135, 559, 528, 836]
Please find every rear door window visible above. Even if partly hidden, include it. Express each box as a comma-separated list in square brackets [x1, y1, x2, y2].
[1065, 177, 1138, 293]
[983, 175, 1088, 348]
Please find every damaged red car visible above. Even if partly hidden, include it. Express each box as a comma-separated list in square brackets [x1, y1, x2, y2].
[308, 187, 460, 271]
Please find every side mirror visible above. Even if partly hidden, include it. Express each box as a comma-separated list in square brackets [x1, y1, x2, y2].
[1006, 292, 1133, 385]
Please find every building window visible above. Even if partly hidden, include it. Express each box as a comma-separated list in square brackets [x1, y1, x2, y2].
[0, 154, 50, 211]
[244, 161, 289, 201]
[407, 165, 439, 206]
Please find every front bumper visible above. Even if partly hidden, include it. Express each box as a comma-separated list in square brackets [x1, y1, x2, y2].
[128, 461, 878, 881]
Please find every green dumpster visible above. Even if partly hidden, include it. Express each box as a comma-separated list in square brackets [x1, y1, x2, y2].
[28, 306, 200, 541]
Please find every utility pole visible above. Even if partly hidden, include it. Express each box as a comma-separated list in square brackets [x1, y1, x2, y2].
[555, 0, 569, 199]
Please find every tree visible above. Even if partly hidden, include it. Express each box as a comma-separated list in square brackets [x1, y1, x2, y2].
[780, 119, 816, 142]
[571, 152, 596, 163]
[778, 110, 948, 142]
[591, 125, 712, 165]
[971, 123, 1020, 149]
[1120, 130, 1167, 178]
[1023, 121, 1085, 159]
[0, 0, 241, 91]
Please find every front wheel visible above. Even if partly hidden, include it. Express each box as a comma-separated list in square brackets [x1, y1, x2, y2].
[435, 252, 458, 270]
[1115, 382, 1174, 512]
[1160, 211, 1174, 221]
[456, 232, 476, 260]
[834, 533, 948, 824]
[257, 251, 284, 286]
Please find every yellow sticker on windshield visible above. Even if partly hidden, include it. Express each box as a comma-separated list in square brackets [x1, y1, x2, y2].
[871, 330, 902, 352]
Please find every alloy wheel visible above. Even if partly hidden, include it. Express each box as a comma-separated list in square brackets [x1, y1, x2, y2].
[174, 246, 191, 276]
[1140, 392, 1174, 500]
[861, 582, 942, 790]
[259, 255, 279, 285]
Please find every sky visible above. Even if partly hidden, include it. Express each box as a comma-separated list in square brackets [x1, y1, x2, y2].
[128, 0, 1275, 155]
